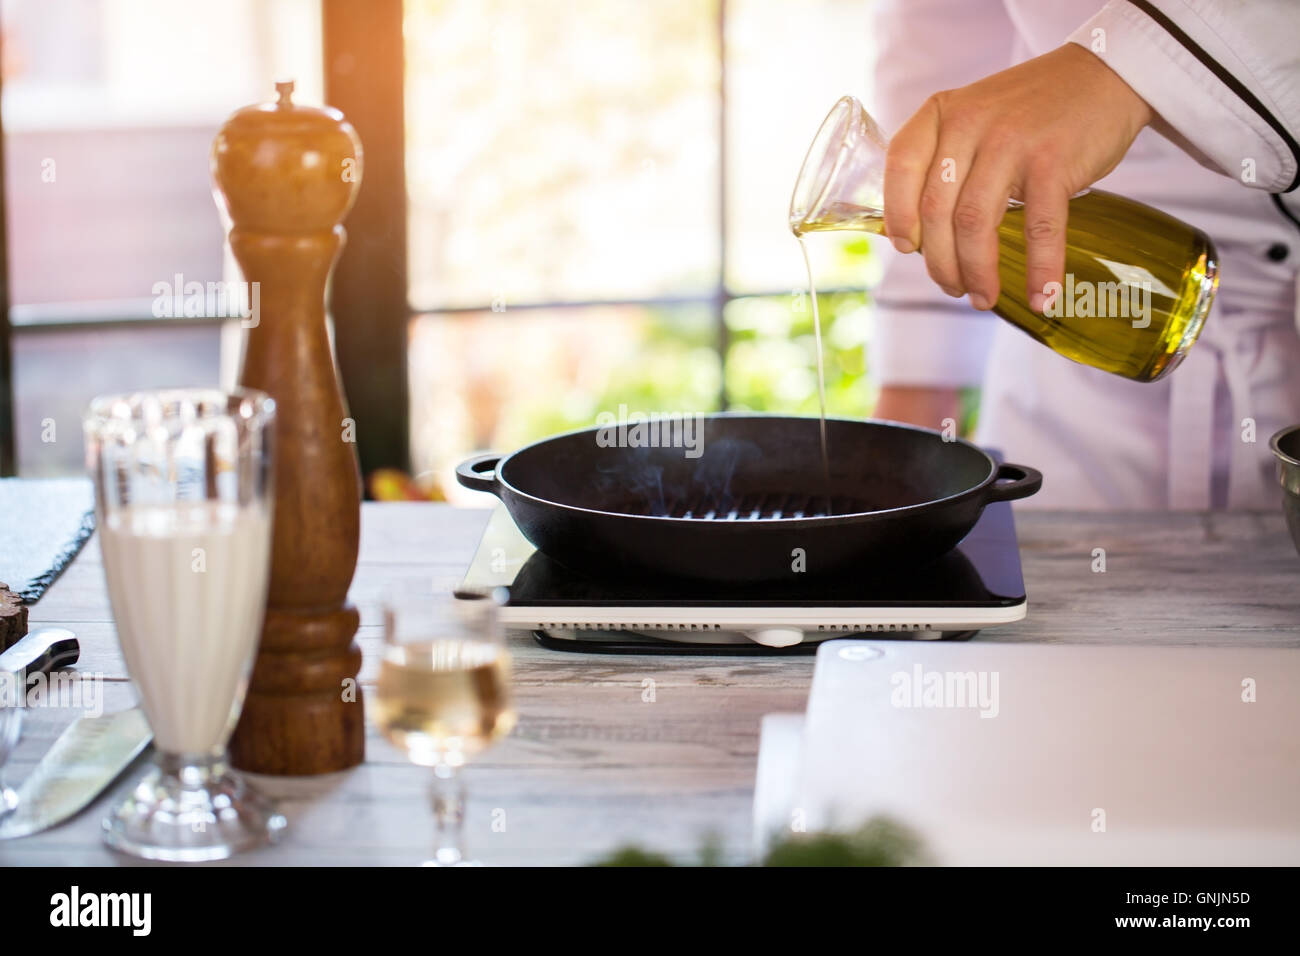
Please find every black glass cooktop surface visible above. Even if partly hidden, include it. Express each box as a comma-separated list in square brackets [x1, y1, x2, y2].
[462, 498, 1026, 610]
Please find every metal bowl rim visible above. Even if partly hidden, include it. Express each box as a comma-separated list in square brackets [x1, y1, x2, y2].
[1269, 424, 1300, 469]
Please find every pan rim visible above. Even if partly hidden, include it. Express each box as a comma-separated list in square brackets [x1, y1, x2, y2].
[489, 412, 1000, 524]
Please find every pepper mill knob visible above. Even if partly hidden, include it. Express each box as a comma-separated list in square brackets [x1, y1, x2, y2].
[211, 83, 366, 775]
[212, 80, 361, 235]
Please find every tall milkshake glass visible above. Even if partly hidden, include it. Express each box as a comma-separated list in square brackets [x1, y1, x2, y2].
[84, 388, 283, 861]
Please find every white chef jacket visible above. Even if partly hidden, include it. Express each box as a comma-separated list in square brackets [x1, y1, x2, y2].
[869, 0, 1300, 509]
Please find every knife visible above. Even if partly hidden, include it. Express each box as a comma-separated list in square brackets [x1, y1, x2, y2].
[0, 627, 80, 677]
[0, 627, 81, 743]
[0, 630, 153, 841]
[0, 708, 150, 840]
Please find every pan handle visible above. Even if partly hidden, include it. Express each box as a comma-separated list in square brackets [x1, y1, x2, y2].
[984, 462, 1043, 503]
[455, 454, 504, 496]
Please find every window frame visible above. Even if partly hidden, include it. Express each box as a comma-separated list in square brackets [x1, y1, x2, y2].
[0, 64, 13, 475]
[0, 0, 860, 478]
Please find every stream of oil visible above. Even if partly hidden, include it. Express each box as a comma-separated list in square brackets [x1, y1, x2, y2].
[797, 236, 832, 503]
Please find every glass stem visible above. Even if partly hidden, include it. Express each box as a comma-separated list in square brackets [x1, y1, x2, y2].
[0, 769, 14, 815]
[430, 763, 466, 865]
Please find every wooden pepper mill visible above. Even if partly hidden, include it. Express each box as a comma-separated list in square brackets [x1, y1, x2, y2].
[211, 81, 365, 775]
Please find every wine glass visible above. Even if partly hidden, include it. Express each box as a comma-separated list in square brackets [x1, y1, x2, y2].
[374, 587, 516, 866]
[84, 388, 284, 861]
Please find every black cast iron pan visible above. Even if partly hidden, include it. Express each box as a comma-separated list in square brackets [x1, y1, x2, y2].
[456, 414, 1041, 583]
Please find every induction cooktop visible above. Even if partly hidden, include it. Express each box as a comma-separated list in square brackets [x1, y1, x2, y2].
[458, 493, 1028, 654]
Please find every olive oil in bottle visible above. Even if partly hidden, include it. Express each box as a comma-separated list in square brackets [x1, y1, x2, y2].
[789, 96, 1219, 383]
[795, 189, 1217, 382]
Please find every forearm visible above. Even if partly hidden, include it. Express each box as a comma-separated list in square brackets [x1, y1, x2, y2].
[868, 0, 1010, 393]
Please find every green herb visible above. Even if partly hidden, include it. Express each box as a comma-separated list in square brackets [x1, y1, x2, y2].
[588, 816, 928, 867]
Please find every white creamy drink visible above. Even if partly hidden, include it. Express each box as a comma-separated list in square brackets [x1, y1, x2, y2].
[99, 501, 272, 755]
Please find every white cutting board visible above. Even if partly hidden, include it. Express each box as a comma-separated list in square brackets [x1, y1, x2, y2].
[776, 640, 1300, 865]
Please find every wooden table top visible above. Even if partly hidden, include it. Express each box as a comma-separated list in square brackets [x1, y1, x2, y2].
[2, 504, 1297, 866]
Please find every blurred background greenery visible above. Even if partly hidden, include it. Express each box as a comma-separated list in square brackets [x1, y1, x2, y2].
[515, 237, 876, 438]
[725, 236, 873, 418]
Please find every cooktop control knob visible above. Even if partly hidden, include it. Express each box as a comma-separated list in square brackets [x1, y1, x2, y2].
[747, 627, 805, 648]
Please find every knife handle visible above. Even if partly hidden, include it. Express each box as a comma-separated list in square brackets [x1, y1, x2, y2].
[0, 628, 80, 678]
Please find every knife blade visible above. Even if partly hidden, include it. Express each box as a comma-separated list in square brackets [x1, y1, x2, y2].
[1, 627, 82, 771]
[0, 627, 80, 677]
[0, 706, 151, 840]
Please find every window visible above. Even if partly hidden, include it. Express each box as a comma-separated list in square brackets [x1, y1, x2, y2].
[0, 0, 886, 486]
[403, 0, 880, 500]
[0, 0, 321, 474]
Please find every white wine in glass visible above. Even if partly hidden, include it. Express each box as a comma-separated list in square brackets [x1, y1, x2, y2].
[374, 590, 516, 866]
[374, 638, 515, 765]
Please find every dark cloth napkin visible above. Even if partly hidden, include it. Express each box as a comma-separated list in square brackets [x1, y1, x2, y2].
[0, 478, 96, 603]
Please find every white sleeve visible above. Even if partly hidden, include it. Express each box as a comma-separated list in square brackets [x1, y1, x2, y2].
[1068, 0, 1300, 193]
[872, 249, 999, 387]
[869, 0, 1011, 388]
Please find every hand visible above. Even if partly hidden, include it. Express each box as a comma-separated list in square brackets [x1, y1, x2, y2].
[883, 43, 1152, 312]
[873, 385, 964, 433]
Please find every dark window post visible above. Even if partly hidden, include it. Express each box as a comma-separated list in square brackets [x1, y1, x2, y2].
[323, 0, 410, 482]
[0, 60, 14, 476]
